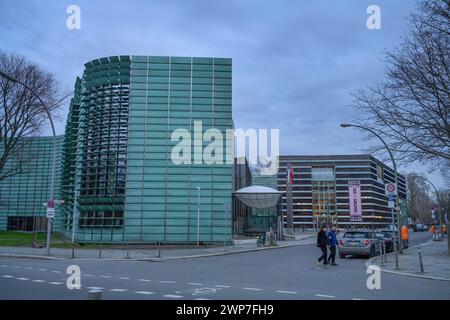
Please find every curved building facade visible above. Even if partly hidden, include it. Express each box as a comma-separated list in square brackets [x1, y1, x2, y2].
[59, 55, 233, 244]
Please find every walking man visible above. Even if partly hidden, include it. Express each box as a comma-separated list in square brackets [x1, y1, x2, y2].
[328, 225, 338, 265]
[316, 223, 328, 266]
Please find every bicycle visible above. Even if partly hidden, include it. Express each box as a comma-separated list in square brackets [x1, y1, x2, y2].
[256, 232, 266, 247]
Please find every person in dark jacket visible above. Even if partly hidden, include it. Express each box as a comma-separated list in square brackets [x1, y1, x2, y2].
[327, 225, 338, 265]
[316, 224, 328, 266]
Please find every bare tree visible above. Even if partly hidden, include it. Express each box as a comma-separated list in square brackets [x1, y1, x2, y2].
[353, 0, 450, 170]
[0, 51, 68, 181]
[406, 172, 434, 223]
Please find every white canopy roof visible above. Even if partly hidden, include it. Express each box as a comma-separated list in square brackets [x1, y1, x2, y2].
[233, 185, 281, 209]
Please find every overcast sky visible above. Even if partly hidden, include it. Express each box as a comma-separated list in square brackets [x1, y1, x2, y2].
[0, 0, 445, 188]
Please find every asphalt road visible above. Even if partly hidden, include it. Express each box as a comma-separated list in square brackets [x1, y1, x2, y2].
[0, 231, 448, 300]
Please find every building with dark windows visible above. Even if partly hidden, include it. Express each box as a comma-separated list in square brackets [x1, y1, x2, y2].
[0, 55, 233, 244]
[277, 155, 407, 229]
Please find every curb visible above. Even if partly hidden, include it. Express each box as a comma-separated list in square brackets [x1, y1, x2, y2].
[0, 253, 65, 261]
[0, 239, 314, 262]
[365, 238, 450, 282]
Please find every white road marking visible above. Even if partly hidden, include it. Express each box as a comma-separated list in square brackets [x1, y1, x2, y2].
[110, 289, 128, 292]
[195, 298, 212, 300]
[16, 277, 29, 281]
[214, 285, 231, 288]
[118, 277, 130, 280]
[352, 298, 367, 300]
[276, 290, 297, 294]
[2, 275, 14, 278]
[188, 282, 204, 286]
[100, 275, 112, 278]
[25, 267, 33, 270]
[243, 287, 262, 291]
[83, 274, 94, 277]
[87, 287, 104, 290]
[49, 282, 63, 285]
[32, 280, 46, 283]
[52, 271, 61, 274]
[160, 280, 176, 284]
[315, 294, 335, 298]
[138, 279, 151, 282]
[163, 294, 183, 299]
[136, 291, 154, 295]
[38, 268, 47, 271]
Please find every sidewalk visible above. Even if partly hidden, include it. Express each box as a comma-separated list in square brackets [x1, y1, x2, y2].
[0, 234, 315, 261]
[369, 238, 450, 281]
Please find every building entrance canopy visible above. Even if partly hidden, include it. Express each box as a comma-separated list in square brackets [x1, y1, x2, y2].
[233, 186, 281, 209]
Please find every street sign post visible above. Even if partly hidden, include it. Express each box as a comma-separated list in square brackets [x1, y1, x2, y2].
[46, 199, 55, 218]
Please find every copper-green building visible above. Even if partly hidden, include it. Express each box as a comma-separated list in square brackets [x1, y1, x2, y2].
[0, 55, 233, 244]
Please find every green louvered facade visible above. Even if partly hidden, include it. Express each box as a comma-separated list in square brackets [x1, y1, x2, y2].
[57, 55, 233, 243]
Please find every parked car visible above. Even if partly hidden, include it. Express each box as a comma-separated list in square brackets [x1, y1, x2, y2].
[338, 230, 382, 258]
[380, 229, 409, 249]
[375, 231, 394, 252]
[413, 223, 426, 232]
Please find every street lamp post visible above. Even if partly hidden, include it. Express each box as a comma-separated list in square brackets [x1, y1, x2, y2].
[196, 186, 201, 246]
[341, 123, 400, 269]
[0, 70, 57, 256]
[420, 176, 442, 226]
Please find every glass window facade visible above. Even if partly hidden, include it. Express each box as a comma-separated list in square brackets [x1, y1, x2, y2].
[0, 136, 64, 231]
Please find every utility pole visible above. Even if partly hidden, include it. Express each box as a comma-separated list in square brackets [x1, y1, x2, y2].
[286, 161, 294, 235]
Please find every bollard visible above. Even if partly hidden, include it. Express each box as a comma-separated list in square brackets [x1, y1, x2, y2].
[379, 242, 385, 267]
[157, 242, 161, 258]
[71, 246, 75, 259]
[418, 247, 424, 273]
[88, 290, 102, 300]
[383, 242, 387, 263]
[125, 243, 130, 259]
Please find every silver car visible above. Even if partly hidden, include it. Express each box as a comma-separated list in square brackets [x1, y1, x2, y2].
[338, 230, 382, 258]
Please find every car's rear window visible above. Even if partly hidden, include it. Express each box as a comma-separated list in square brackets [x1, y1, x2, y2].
[344, 232, 369, 239]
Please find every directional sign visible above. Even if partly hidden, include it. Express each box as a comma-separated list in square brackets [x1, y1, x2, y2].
[385, 183, 398, 196]
[388, 200, 395, 208]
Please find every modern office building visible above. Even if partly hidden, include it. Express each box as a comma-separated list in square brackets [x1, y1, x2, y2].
[277, 155, 407, 229]
[0, 55, 233, 244]
[0, 136, 64, 231]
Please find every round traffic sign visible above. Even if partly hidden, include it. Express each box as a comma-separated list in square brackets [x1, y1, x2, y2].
[387, 184, 396, 193]
[47, 199, 55, 208]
